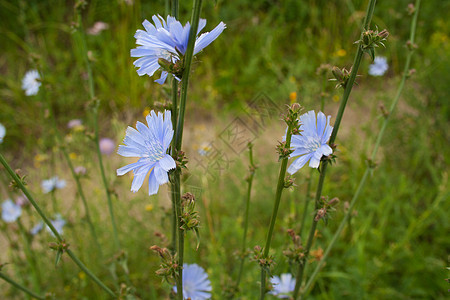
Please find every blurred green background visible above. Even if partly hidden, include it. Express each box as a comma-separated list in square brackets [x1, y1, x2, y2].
[0, 0, 449, 299]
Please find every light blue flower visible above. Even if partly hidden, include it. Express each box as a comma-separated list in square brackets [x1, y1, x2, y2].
[46, 214, 66, 236]
[269, 273, 296, 299]
[41, 176, 66, 194]
[369, 56, 388, 76]
[0, 123, 5, 143]
[173, 263, 212, 300]
[22, 70, 41, 96]
[30, 222, 44, 235]
[117, 110, 176, 195]
[288, 110, 333, 174]
[131, 15, 226, 84]
[1, 199, 22, 223]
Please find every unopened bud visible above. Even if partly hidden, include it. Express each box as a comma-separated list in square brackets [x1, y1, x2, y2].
[291, 103, 301, 112]
[158, 58, 172, 71]
[332, 66, 344, 82]
[378, 29, 389, 40]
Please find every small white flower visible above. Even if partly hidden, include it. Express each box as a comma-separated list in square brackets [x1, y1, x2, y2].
[22, 70, 41, 96]
[269, 273, 296, 299]
[369, 56, 389, 76]
[41, 176, 66, 194]
[1, 199, 22, 223]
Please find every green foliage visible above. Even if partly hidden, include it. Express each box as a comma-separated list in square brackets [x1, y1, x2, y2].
[0, 0, 448, 299]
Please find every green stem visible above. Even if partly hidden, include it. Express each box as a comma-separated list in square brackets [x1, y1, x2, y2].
[0, 272, 44, 300]
[260, 125, 294, 300]
[0, 153, 116, 298]
[235, 143, 256, 291]
[300, 1, 421, 297]
[293, 1, 377, 298]
[172, 1, 203, 299]
[50, 190, 57, 213]
[76, 9, 121, 253]
[170, 79, 178, 256]
[171, 0, 179, 17]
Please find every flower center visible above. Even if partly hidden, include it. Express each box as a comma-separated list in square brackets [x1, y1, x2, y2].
[145, 140, 165, 161]
[304, 136, 322, 153]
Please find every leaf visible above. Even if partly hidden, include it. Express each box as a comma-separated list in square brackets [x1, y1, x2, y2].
[55, 249, 63, 267]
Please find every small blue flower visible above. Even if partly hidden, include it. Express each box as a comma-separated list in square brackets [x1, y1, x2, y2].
[269, 273, 296, 298]
[1, 199, 22, 223]
[131, 15, 226, 84]
[41, 176, 66, 194]
[30, 222, 44, 235]
[22, 70, 41, 96]
[288, 110, 333, 174]
[173, 263, 212, 300]
[46, 214, 66, 236]
[369, 56, 388, 76]
[117, 110, 176, 195]
[0, 123, 5, 143]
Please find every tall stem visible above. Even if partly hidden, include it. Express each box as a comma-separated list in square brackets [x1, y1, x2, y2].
[0, 272, 44, 300]
[75, 9, 121, 252]
[172, 1, 203, 299]
[301, 1, 421, 297]
[260, 125, 294, 300]
[17, 220, 41, 292]
[293, 0, 377, 298]
[0, 153, 116, 298]
[235, 143, 256, 291]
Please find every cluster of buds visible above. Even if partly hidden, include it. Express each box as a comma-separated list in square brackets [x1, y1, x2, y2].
[276, 141, 294, 161]
[49, 240, 70, 266]
[9, 169, 27, 190]
[406, 40, 419, 51]
[379, 103, 390, 118]
[355, 28, 389, 61]
[284, 175, 295, 189]
[150, 245, 178, 284]
[158, 58, 184, 79]
[366, 158, 378, 170]
[314, 196, 339, 224]
[251, 245, 274, 272]
[180, 193, 201, 248]
[283, 229, 305, 263]
[331, 66, 355, 89]
[174, 150, 188, 170]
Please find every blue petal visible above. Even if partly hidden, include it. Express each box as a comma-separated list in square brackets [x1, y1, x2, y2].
[193, 22, 226, 55]
[159, 154, 176, 172]
[131, 165, 152, 192]
[321, 116, 333, 144]
[117, 145, 143, 157]
[154, 71, 169, 85]
[154, 164, 169, 184]
[287, 153, 313, 174]
[117, 160, 150, 176]
[316, 111, 326, 137]
[148, 171, 159, 195]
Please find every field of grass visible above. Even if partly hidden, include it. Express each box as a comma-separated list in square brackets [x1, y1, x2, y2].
[0, 0, 449, 299]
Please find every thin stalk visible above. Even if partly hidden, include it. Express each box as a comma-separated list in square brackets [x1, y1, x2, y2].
[172, 1, 203, 299]
[301, 0, 421, 296]
[75, 12, 121, 252]
[235, 143, 256, 290]
[171, 0, 179, 17]
[50, 190, 57, 213]
[38, 71, 102, 255]
[0, 272, 44, 300]
[293, 0, 377, 297]
[260, 125, 294, 300]
[0, 153, 116, 298]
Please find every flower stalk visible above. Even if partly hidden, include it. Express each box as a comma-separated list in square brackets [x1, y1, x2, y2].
[300, 0, 421, 297]
[292, 0, 377, 297]
[171, 0, 203, 299]
[259, 104, 300, 300]
[0, 153, 116, 298]
[0, 271, 45, 300]
[235, 142, 257, 291]
[74, 8, 120, 254]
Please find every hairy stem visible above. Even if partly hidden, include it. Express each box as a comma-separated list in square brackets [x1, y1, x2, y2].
[172, 1, 203, 299]
[260, 125, 294, 300]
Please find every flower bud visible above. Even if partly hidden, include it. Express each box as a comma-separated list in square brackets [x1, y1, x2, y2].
[158, 58, 172, 72]
[377, 29, 389, 40]
[290, 103, 301, 113]
[332, 66, 344, 82]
